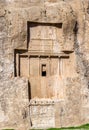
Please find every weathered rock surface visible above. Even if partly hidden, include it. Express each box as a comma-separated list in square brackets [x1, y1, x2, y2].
[0, 0, 89, 129]
[0, 78, 29, 130]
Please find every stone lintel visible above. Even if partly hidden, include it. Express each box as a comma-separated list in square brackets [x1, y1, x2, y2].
[19, 51, 69, 58]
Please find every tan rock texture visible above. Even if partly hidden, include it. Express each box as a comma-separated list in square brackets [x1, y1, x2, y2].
[0, 0, 89, 129]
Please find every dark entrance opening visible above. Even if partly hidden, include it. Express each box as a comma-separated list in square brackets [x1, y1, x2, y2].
[42, 64, 46, 77]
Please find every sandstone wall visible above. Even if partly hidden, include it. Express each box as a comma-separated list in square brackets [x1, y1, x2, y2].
[0, 0, 89, 129]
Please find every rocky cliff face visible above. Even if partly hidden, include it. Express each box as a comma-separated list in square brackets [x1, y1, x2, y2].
[0, 0, 89, 129]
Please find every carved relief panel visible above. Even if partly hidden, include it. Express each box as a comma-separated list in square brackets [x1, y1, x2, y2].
[28, 22, 63, 53]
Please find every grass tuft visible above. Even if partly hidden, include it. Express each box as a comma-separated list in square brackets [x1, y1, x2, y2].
[2, 129, 14, 130]
[47, 124, 89, 130]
